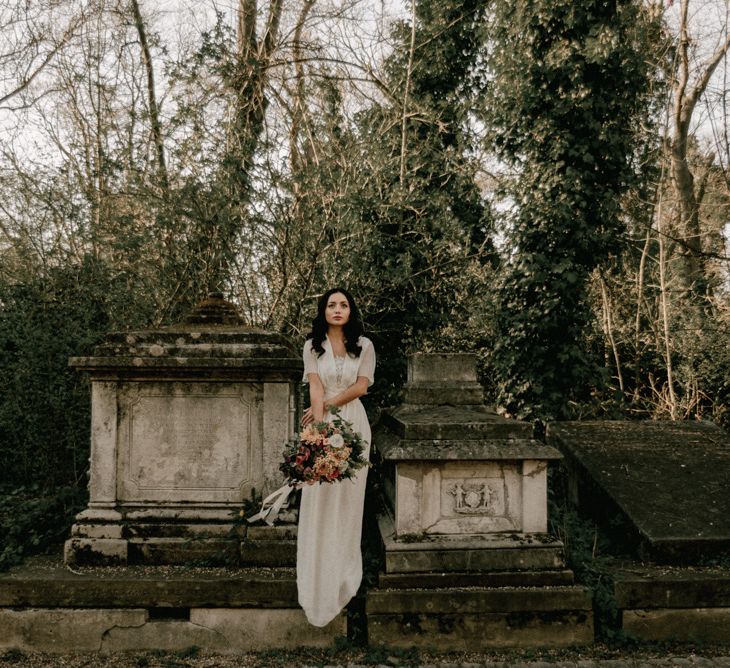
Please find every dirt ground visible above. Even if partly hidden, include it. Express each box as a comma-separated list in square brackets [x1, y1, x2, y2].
[1, 641, 730, 668]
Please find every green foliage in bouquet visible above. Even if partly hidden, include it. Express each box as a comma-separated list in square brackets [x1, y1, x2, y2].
[280, 411, 368, 485]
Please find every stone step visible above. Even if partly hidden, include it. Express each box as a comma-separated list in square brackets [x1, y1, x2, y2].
[0, 607, 344, 653]
[368, 585, 592, 614]
[614, 565, 730, 608]
[378, 512, 566, 574]
[367, 585, 593, 649]
[127, 537, 239, 565]
[0, 556, 298, 608]
[240, 539, 296, 567]
[378, 568, 575, 589]
[613, 564, 730, 643]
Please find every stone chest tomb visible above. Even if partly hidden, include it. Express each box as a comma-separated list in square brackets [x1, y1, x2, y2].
[368, 353, 594, 648]
[64, 294, 301, 565]
[376, 353, 563, 571]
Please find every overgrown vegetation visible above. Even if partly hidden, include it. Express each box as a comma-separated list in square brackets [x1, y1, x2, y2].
[1, 0, 729, 569]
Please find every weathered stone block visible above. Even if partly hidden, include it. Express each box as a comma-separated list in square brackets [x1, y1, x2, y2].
[70, 523, 123, 539]
[377, 569, 576, 589]
[547, 421, 730, 563]
[0, 555, 299, 608]
[240, 538, 296, 566]
[367, 585, 592, 614]
[614, 567, 730, 609]
[66, 298, 301, 566]
[622, 608, 730, 642]
[64, 538, 128, 566]
[188, 608, 344, 649]
[368, 610, 593, 649]
[127, 537, 238, 565]
[378, 512, 564, 574]
[0, 608, 147, 651]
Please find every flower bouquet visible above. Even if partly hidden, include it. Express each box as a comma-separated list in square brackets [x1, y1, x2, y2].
[279, 410, 368, 485]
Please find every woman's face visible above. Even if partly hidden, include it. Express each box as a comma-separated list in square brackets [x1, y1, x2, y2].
[325, 292, 351, 327]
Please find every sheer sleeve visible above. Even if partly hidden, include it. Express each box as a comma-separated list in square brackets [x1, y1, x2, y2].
[302, 339, 319, 383]
[357, 338, 376, 387]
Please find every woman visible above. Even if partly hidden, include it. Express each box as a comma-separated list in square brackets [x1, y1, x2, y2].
[298, 287, 376, 627]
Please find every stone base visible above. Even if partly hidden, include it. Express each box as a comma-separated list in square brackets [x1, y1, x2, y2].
[622, 608, 730, 643]
[65, 510, 299, 567]
[0, 555, 342, 653]
[0, 607, 343, 653]
[378, 511, 565, 574]
[240, 524, 297, 567]
[367, 586, 593, 649]
[614, 564, 730, 642]
[64, 538, 128, 567]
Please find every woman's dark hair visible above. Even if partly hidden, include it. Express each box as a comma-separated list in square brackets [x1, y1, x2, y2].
[308, 287, 364, 358]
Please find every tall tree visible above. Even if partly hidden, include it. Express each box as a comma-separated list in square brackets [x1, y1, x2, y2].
[485, 0, 658, 419]
[352, 0, 494, 367]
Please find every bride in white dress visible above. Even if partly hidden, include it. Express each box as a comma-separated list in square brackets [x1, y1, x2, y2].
[298, 287, 376, 627]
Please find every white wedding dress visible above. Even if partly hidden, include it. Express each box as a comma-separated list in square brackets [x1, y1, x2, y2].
[297, 334, 375, 627]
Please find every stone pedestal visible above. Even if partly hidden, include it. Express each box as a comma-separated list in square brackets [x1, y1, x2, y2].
[64, 294, 301, 566]
[376, 353, 563, 571]
[369, 353, 593, 648]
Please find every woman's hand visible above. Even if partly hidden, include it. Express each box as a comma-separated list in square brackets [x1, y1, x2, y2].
[301, 402, 330, 427]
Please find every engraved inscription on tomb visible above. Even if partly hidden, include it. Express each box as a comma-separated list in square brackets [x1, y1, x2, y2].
[117, 383, 260, 502]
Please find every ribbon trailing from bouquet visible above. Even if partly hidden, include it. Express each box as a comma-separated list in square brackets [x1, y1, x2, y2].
[247, 483, 297, 526]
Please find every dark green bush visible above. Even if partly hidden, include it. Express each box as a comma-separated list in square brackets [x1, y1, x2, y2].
[0, 483, 86, 571]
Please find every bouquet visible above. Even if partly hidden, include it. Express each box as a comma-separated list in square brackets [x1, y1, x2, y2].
[279, 410, 368, 485]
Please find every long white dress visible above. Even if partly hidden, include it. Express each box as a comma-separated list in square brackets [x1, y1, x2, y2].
[297, 334, 376, 627]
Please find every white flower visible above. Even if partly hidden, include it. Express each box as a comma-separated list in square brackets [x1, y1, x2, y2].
[329, 434, 345, 449]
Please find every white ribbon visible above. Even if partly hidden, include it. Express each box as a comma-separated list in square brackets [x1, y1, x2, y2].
[247, 483, 298, 525]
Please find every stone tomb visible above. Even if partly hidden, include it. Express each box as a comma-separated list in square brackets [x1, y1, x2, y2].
[64, 294, 302, 566]
[369, 354, 593, 648]
[547, 420, 730, 563]
[548, 420, 730, 642]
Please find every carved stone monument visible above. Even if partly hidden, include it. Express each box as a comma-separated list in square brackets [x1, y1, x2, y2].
[370, 353, 594, 648]
[64, 293, 301, 566]
[376, 353, 563, 570]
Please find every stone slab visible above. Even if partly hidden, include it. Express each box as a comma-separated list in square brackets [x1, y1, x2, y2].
[622, 608, 730, 642]
[69, 356, 301, 377]
[0, 556, 298, 608]
[368, 610, 593, 649]
[367, 586, 593, 614]
[547, 421, 730, 562]
[376, 430, 562, 461]
[381, 405, 535, 441]
[0, 607, 343, 652]
[379, 511, 565, 573]
[614, 566, 730, 608]
[64, 538, 128, 567]
[240, 539, 297, 566]
[402, 385, 484, 406]
[246, 524, 298, 541]
[100, 609, 344, 652]
[377, 569, 576, 589]
[0, 608, 148, 651]
[127, 537, 239, 565]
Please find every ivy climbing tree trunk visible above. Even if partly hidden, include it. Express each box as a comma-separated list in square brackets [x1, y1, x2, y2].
[485, 0, 657, 419]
